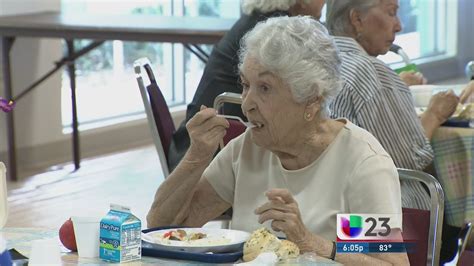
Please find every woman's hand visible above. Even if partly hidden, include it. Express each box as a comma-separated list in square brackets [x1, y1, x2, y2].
[186, 105, 229, 161]
[399, 71, 427, 86]
[426, 89, 459, 124]
[460, 81, 474, 104]
[255, 189, 310, 244]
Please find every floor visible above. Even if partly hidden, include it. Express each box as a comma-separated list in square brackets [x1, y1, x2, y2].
[5, 145, 165, 229]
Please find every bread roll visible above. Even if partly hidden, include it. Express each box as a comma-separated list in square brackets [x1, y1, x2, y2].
[275, 240, 300, 260]
[243, 228, 281, 261]
[243, 228, 300, 262]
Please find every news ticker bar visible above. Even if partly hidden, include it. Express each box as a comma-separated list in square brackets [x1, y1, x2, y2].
[336, 242, 415, 253]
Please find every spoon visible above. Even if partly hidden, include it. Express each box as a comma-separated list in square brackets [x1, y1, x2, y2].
[217, 114, 256, 128]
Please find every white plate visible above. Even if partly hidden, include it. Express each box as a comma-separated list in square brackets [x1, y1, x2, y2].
[142, 228, 250, 253]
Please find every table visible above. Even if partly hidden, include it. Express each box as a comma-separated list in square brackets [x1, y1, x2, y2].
[431, 126, 474, 227]
[0, 227, 212, 265]
[1, 227, 338, 265]
[0, 11, 236, 181]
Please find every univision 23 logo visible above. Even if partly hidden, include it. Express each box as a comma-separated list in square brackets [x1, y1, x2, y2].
[336, 214, 402, 241]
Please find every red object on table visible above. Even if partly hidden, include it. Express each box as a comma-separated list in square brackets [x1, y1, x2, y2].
[59, 218, 77, 251]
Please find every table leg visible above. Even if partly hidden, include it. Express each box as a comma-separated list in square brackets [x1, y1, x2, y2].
[65, 40, 80, 170]
[1, 37, 17, 181]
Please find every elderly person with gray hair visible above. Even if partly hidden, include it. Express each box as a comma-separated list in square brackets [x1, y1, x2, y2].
[326, 0, 461, 209]
[148, 16, 408, 265]
[168, 0, 326, 172]
[326, 1, 474, 262]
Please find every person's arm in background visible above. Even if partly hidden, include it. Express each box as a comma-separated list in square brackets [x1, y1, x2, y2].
[399, 71, 427, 86]
[420, 90, 459, 139]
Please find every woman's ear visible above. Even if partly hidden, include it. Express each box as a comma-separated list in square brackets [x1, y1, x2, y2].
[304, 96, 322, 121]
[349, 9, 364, 35]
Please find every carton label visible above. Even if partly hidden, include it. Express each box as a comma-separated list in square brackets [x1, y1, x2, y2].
[99, 205, 141, 262]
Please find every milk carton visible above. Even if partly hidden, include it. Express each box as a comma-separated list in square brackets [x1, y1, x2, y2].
[99, 204, 141, 262]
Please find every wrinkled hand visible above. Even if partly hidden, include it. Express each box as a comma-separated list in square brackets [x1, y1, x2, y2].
[400, 71, 427, 86]
[255, 189, 310, 243]
[460, 81, 474, 104]
[426, 90, 459, 123]
[186, 105, 229, 160]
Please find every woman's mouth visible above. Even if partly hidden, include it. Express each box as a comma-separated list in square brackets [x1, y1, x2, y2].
[250, 121, 264, 129]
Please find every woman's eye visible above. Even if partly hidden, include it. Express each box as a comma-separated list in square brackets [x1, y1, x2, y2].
[259, 85, 270, 93]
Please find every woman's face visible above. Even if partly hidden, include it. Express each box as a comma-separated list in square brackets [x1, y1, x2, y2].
[357, 0, 401, 56]
[240, 56, 307, 151]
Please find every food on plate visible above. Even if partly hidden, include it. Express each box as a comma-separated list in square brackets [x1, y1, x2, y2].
[162, 229, 207, 241]
[453, 103, 473, 119]
[276, 240, 300, 261]
[243, 228, 299, 262]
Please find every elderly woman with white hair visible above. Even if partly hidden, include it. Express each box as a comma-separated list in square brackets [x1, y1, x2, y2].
[147, 16, 409, 265]
[168, 0, 326, 172]
[326, 0, 473, 262]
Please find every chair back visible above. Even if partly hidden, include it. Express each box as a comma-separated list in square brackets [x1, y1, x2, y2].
[213, 92, 246, 146]
[134, 58, 175, 176]
[398, 168, 444, 266]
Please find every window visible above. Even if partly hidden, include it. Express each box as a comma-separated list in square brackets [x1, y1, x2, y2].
[60, 0, 462, 132]
[378, 0, 457, 68]
[60, 0, 240, 132]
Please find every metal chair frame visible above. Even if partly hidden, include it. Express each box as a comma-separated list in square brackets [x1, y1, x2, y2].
[134, 57, 170, 177]
[398, 168, 444, 266]
[213, 92, 243, 110]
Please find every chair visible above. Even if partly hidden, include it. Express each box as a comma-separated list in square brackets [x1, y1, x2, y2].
[445, 222, 473, 265]
[398, 168, 444, 266]
[134, 58, 175, 177]
[213, 92, 246, 146]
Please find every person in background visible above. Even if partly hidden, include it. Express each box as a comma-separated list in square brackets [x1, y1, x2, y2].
[399, 71, 427, 86]
[167, 0, 326, 172]
[325, 0, 473, 262]
[148, 16, 408, 265]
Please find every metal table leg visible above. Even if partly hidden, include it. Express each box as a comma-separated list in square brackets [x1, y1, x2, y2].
[65, 40, 80, 170]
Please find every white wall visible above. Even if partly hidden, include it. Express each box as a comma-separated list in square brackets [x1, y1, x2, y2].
[0, 1, 64, 170]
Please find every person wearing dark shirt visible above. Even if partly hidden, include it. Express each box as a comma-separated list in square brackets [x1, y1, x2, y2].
[168, 0, 325, 171]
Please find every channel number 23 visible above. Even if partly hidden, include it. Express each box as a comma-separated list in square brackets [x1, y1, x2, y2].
[365, 217, 391, 237]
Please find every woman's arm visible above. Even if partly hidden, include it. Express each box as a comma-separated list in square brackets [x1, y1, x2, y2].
[420, 90, 458, 139]
[146, 106, 230, 228]
[256, 189, 409, 265]
[399, 71, 427, 86]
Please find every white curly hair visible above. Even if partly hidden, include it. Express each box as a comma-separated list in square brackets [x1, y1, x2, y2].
[238, 16, 342, 118]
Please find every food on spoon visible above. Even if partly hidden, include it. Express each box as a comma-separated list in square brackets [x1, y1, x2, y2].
[243, 228, 299, 262]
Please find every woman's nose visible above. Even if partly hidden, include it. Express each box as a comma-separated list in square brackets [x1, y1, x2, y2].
[241, 89, 256, 114]
[394, 16, 402, 33]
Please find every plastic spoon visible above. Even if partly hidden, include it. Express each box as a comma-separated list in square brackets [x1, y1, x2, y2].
[217, 114, 256, 128]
